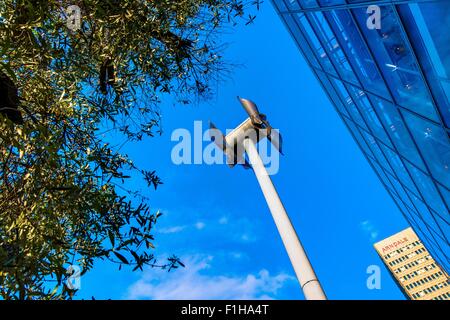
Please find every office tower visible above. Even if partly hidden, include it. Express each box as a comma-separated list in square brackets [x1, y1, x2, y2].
[374, 227, 449, 300]
[271, 0, 450, 273]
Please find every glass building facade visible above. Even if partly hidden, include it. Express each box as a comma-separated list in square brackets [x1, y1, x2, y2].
[271, 0, 450, 273]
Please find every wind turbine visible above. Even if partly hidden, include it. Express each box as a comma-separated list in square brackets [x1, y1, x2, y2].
[209, 97, 327, 300]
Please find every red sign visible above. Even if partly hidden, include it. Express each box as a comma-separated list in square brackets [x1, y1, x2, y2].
[381, 237, 409, 254]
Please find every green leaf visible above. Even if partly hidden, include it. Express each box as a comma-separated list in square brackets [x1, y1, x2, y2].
[108, 231, 115, 247]
[113, 251, 129, 264]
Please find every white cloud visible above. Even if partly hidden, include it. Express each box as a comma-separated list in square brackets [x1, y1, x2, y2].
[126, 255, 294, 300]
[195, 222, 206, 230]
[239, 233, 257, 243]
[360, 220, 379, 241]
[219, 216, 228, 225]
[157, 225, 187, 234]
[230, 252, 245, 260]
[156, 221, 208, 234]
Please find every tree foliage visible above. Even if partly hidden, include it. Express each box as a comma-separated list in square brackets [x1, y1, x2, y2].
[0, 0, 259, 299]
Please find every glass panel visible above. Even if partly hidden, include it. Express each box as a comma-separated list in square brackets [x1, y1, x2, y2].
[380, 144, 420, 196]
[410, 222, 449, 270]
[370, 158, 398, 196]
[307, 11, 359, 83]
[368, 94, 426, 171]
[352, 5, 439, 122]
[387, 173, 415, 210]
[360, 130, 393, 175]
[273, 0, 288, 11]
[324, 9, 390, 98]
[284, 14, 321, 69]
[298, 0, 319, 8]
[283, 0, 301, 10]
[439, 244, 450, 265]
[391, 191, 413, 217]
[316, 71, 350, 117]
[318, 0, 345, 6]
[398, 2, 450, 128]
[407, 190, 447, 243]
[295, 13, 337, 75]
[346, 85, 392, 146]
[391, 192, 448, 268]
[404, 162, 449, 219]
[432, 211, 450, 244]
[437, 185, 450, 217]
[330, 78, 367, 128]
[342, 116, 375, 160]
[403, 110, 450, 188]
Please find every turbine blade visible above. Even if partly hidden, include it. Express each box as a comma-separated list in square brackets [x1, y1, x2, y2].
[208, 121, 227, 152]
[268, 129, 283, 155]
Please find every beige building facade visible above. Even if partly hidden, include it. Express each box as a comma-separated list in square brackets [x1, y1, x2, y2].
[374, 228, 450, 300]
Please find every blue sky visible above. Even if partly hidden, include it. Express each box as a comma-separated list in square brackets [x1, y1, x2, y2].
[76, 3, 410, 300]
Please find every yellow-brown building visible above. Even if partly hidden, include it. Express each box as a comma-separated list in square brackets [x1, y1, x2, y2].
[374, 228, 450, 300]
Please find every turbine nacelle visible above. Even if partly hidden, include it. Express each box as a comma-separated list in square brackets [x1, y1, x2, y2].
[209, 97, 283, 168]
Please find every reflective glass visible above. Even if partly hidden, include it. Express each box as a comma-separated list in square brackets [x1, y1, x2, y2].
[387, 173, 415, 210]
[352, 5, 439, 122]
[404, 162, 449, 219]
[398, 2, 450, 128]
[283, 0, 301, 10]
[273, 0, 288, 11]
[346, 85, 392, 146]
[368, 94, 426, 171]
[273, 0, 450, 272]
[343, 117, 375, 160]
[433, 212, 450, 244]
[370, 158, 398, 196]
[360, 130, 393, 175]
[410, 219, 449, 267]
[379, 144, 419, 196]
[403, 110, 450, 188]
[330, 78, 367, 128]
[298, 0, 319, 9]
[438, 185, 450, 216]
[284, 14, 321, 68]
[406, 190, 447, 243]
[295, 13, 337, 75]
[318, 0, 345, 6]
[393, 189, 449, 265]
[307, 11, 359, 83]
[316, 71, 351, 117]
[324, 9, 391, 98]
[391, 192, 413, 218]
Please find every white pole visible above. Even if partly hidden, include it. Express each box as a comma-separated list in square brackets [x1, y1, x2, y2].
[244, 138, 327, 300]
